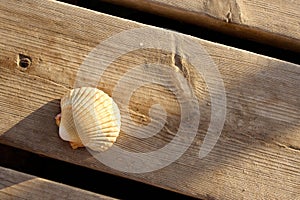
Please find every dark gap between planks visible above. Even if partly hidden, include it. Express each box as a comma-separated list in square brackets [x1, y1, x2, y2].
[61, 0, 299, 65]
[0, 144, 199, 200]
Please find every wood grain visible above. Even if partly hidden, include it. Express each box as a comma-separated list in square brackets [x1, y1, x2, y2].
[0, 0, 299, 199]
[100, 0, 300, 52]
[0, 167, 116, 200]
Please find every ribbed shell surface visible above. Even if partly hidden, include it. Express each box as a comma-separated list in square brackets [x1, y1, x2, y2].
[59, 87, 121, 152]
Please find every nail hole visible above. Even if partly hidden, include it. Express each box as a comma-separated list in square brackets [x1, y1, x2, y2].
[17, 54, 32, 69]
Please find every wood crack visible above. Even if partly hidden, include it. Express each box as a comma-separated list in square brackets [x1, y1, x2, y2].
[203, 0, 243, 23]
[275, 142, 300, 152]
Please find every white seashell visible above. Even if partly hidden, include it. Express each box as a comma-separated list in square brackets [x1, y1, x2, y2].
[57, 87, 121, 152]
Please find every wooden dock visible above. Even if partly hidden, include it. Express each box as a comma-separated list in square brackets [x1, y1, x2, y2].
[0, 0, 299, 199]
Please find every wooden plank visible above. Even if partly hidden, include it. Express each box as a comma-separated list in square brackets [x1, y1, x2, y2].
[0, 167, 116, 199]
[0, 0, 299, 199]
[100, 0, 300, 52]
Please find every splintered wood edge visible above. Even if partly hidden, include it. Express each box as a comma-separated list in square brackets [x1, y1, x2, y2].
[0, 0, 299, 199]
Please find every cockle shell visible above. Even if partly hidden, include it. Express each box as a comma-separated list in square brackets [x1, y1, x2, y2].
[58, 87, 121, 152]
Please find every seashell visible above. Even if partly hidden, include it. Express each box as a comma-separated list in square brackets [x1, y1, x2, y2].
[56, 87, 121, 152]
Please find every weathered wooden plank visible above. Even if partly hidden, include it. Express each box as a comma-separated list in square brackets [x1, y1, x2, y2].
[100, 0, 300, 52]
[0, 0, 299, 199]
[0, 167, 116, 200]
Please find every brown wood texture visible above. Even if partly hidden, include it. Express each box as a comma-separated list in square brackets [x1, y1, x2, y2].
[0, 0, 299, 199]
[101, 0, 300, 52]
[0, 167, 116, 200]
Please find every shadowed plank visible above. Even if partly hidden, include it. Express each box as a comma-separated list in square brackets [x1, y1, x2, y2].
[100, 0, 300, 52]
[0, 0, 299, 199]
[0, 167, 117, 200]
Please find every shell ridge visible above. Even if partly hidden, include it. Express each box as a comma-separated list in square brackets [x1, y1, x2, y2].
[59, 87, 121, 152]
